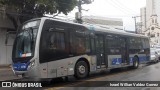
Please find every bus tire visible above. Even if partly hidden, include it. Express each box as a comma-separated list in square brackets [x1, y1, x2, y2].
[155, 59, 158, 63]
[132, 56, 139, 69]
[74, 60, 89, 79]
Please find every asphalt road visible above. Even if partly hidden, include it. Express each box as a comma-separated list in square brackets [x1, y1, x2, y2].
[0, 67, 21, 81]
[1, 62, 160, 90]
[45, 62, 160, 90]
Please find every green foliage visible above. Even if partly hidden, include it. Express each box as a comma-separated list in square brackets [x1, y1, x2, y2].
[0, 0, 77, 24]
[56, 0, 77, 15]
[0, 0, 77, 15]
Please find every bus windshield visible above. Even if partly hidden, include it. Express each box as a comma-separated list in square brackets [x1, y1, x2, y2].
[12, 20, 40, 62]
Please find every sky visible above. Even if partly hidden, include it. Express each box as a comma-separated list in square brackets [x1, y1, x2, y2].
[60, 0, 146, 31]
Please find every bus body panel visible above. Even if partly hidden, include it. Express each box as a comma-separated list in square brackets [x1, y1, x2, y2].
[47, 55, 92, 78]
[12, 17, 150, 79]
[107, 55, 122, 68]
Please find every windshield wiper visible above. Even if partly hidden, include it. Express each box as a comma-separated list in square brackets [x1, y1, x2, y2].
[29, 27, 34, 42]
[23, 27, 34, 51]
[28, 27, 34, 50]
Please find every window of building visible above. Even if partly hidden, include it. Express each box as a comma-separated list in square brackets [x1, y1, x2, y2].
[152, 19, 154, 23]
[155, 19, 157, 23]
[147, 32, 150, 36]
[150, 33, 155, 37]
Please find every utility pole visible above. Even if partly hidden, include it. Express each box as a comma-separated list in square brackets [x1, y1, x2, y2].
[78, 0, 82, 13]
[77, 0, 82, 24]
[132, 16, 140, 34]
[76, 0, 94, 24]
[133, 16, 137, 33]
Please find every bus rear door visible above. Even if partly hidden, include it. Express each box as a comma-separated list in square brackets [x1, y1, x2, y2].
[95, 35, 106, 68]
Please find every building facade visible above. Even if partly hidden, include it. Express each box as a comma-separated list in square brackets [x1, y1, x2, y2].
[140, 0, 160, 46]
[140, 7, 147, 34]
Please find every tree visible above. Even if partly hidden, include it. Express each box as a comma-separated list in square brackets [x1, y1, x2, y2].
[0, 0, 77, 29]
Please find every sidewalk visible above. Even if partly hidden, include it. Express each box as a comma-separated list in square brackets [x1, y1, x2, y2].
[0, 64, 11, 67]
[0, 64, 11, 70]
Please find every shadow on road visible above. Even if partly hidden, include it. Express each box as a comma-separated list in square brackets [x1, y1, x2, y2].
[5, 63, 154, 87]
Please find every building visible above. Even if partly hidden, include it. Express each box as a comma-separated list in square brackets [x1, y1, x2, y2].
[140, 0, 160, 46]
[136, 22, 143, 34]
[140, 7, 147, 34]
[0, 4, 16, 65]
[82, 16, 123, 30]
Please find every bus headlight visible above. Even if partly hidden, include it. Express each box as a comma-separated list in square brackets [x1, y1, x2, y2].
[28, 60, 35, 69]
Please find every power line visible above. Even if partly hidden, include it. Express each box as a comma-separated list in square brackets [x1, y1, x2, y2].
[105, 0, 134, 16]
[111, 0, 136, 15]
[112, 0, 138, 14]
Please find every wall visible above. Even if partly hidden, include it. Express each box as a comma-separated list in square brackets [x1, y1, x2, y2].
[0, 29, 7, 65]
[0, 29, 15, 65]
[140, 7, 146, 33]
[0, 9, 16, 65]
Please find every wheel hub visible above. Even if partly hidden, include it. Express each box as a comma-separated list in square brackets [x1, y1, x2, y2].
[78, 65, 86, 74]
[135, 60, 138, 67]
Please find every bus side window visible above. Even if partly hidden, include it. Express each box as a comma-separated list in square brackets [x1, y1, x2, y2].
[86, 37, 90, 53]
[76, 36, 86, 54]
[145, 38, 150, 48]
[91, 38, 95, 53]
[106, 35, 120, 54]
[69, 31, 76, 54]
[49, 32, 65, 50]
[129, 37, 142, 54]
[129, 38, 135, 54]
[141, 38, 146, 49]
[129, 38, 136, 49]
[49, 33, 57, 50]
[39, 30, 66, 63]
[74, 30, 89, 55]
[136, 38, 142, 49]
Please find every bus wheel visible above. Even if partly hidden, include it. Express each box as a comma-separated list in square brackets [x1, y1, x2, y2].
[75, 61, 89, 79]
[132, 57, 139, 69]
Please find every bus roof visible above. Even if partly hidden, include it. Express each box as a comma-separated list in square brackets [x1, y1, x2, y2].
[84, 24, 148, 38]
[29, 17, 149, 39]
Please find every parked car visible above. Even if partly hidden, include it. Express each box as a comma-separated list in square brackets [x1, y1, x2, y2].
[155, 49, 160, 61]
[150, 48, 159, 63]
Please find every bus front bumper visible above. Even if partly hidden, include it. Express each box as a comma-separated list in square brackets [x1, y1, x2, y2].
[12, 67, 27, 75]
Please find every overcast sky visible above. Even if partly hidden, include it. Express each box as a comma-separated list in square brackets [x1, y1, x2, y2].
[63, 0, 146, 31]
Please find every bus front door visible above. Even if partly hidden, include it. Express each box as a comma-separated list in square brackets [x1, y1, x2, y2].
[95, 35, 105, 68]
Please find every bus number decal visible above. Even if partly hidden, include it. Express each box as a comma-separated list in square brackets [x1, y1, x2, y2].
[112, 58, 122, 65]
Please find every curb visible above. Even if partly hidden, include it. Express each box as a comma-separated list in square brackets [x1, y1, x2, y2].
[0, 64, 12, 68]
